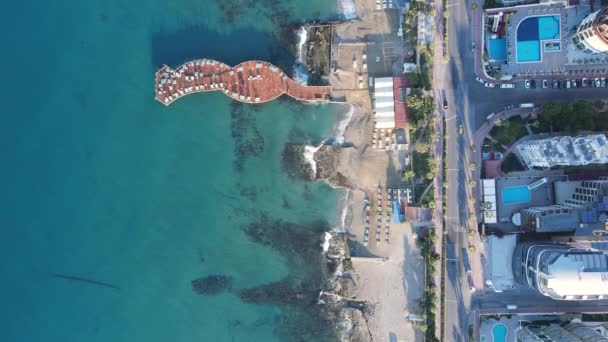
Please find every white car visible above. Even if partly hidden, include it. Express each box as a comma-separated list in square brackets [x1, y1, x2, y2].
[476, 76, 485, 83]
[525, 79, 530, 89]
[500, 83, 515, 89]
[596, 78, 601, 87]
[484, 82, 495, 88]
[486, 112, 496, 120]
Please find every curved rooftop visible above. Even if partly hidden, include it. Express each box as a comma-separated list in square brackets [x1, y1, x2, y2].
[154, 59, 331, 106]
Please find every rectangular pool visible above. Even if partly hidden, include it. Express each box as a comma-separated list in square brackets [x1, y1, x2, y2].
[502, 186, 531, 205]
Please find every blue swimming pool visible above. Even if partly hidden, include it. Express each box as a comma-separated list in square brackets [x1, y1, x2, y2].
[516, 15, 560, 62]
[502, 186, 531, 205]
[489, 38, 507, 60]
[493, 324, 507, 342]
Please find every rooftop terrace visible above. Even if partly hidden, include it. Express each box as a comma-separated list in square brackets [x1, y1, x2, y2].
[154, 59, 331, 106]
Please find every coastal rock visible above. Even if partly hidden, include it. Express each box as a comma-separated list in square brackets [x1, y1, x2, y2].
[302, 25, 331, 85]
[281, 143, 355, 189]
[314, 146, 355, 189]
[281, 144, 315, 181]
[191, 275, 233, 295]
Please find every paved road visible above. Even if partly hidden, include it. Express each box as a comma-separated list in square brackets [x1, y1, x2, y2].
[437, 0, 608, 341]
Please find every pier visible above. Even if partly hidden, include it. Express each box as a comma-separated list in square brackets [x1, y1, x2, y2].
[154, 59, 332, 106]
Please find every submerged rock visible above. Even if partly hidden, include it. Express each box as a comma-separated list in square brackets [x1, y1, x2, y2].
[191, 275, 233, 295]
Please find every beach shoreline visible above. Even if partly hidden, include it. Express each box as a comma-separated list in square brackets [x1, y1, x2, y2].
[301, 0, 428, 339]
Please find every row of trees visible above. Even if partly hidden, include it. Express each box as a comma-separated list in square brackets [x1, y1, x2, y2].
[538, 100, 608, 133]
[407, 94, 435, 131]
[416, 228, 440, 341]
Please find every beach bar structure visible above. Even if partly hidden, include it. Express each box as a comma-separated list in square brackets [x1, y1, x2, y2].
[373, 77, 395, 129]
[154, 59, 331, 106]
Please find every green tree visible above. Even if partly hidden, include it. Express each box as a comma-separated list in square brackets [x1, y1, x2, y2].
[402, 169, 415, 182]
[572, 100, 595, 131]
[415, 142, 430, 153]
[469, 162, 477, 170]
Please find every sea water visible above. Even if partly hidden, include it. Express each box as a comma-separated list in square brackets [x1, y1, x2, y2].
[0, 1, 349, 341]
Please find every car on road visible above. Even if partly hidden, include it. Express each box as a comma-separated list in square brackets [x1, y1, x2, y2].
[542, 79, 548, 88]
[458, 124, 464, 135]
[583, 78, 588, 87]
[596, 78, 601, 87]
[443, 99, 448, 110]
[525, 79, 530, 89]
[553, 80, 559, 89]
[471, 42, 476, 53]
[484, 82, 495, 88]
[486, 112, 495, 120]
[475, 76, 484, 83]
[500, 83, 515, 89]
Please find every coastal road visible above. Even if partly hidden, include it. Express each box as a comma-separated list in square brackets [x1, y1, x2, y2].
[435, 0, 477, 340]
[437, 0, 608, 340]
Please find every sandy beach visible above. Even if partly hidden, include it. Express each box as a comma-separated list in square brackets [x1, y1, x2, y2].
[300, 0, 429, 339]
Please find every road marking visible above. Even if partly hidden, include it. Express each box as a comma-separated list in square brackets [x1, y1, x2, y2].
[446, 115, 458, 121]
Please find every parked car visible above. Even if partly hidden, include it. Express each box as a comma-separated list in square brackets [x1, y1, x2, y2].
[596, 78, 601, 87]
[500, 83, 515, 89]
[602, 77, 606, 87]
[475, 76, 485, 83]
[566, 80, 571, 88]
[583, 78, 588, 87]
[530, 80, 536, 88]
[553, 80, 559, 89]
[525, 79, 530, 89]
[571, 79, 578, 88]
[484, 82, 495, 88]
[486, 112, 496, 120]
[542, 79, 548, 88]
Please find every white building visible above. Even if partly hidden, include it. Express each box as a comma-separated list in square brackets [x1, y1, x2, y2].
[374, 77, 395, 129]
[573, 7, 608, 54]
[515, 242, 608, 300]
[517, 134, 608, 168]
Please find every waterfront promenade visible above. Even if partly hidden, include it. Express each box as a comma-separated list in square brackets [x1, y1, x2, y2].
[154, 59, 331, 105]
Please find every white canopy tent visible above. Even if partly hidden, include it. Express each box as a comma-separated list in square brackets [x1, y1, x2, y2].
[374, 77, 395, 129]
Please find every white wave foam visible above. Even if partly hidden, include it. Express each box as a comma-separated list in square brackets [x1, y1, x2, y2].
[296, 26, 307, 63]
[292, 63, 309, 85]
[337, 0, 358, 20]
[333, 105, 354, 144]
[292, 27, 310, 85]
[322, 231, 332, 252]
[303, 143, 323, 178]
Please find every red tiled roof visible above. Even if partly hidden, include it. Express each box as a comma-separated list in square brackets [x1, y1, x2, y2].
[393, 75, 410, 128]
[484, 160, 502, 179]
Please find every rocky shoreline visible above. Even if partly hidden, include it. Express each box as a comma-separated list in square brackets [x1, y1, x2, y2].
[280, 140, 372, 341]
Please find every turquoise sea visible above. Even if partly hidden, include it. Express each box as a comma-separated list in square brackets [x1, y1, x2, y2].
[0, 1, 351, 341]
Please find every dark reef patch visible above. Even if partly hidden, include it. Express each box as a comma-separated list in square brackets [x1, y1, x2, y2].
[238, 214, 339, 341]
[240, 186, 257, 202]
[230, 102, 265, 172]
[191, 275, 233, 295]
